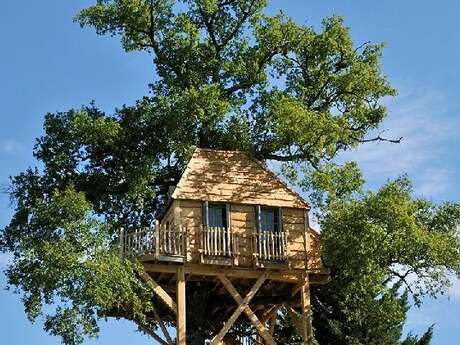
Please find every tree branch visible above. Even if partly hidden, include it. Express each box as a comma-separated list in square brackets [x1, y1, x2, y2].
[356, 130, 403, 144]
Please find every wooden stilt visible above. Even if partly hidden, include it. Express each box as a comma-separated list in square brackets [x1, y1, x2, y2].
[300, 276, 312, 345]
[177, 266, 186, 345]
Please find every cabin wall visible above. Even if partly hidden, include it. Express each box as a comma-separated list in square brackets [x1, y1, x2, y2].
[230, 203, 256, 267]
[178, 200, 203, 262]
[163, 200, 313, 270]
[283, 208, 308, 270]
[307, 229, 322, 270]
[161, 201, 177, 227]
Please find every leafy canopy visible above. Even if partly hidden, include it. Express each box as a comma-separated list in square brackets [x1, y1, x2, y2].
[1, 1, 459, 345]
[311, 177, 460, 345]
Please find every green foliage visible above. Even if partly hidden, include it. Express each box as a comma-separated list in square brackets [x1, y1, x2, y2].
[309, 177, 460, 345]
[75, 0, 395, 163]
[401, 327, 433, 345]
[1, 1, 457, 344]
[3, 187, 160, 344]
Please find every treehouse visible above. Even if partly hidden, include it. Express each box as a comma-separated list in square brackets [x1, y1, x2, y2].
[120, 148, 329, 345]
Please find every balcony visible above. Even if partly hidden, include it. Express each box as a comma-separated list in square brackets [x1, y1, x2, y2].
[120, 223, 289, 266]
[120, 224, 186, 262]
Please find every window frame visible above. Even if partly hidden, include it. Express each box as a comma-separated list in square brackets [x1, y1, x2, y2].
[202, 201, 231, 229]
[256, 205, 283, 233]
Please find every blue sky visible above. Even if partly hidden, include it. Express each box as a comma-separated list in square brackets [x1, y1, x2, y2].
[1, 1, 459, 344]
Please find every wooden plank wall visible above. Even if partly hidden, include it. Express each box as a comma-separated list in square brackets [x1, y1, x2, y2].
[162, 200, 316, 270]
[231, 204, 256, 267]
[283, 208, 308, 270]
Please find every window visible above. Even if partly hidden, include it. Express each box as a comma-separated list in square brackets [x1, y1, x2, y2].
[258, 207, 281, 233]
[204, 203, 228, 228]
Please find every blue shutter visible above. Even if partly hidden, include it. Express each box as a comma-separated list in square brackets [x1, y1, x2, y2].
[256, 205, 261, 233]
[278, 208, 283, 233]
[226, 203, 231, 229]
[202, 201, 209, 227]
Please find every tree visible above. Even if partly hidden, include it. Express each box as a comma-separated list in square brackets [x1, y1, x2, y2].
[308, 175, 460, 345]
[1, 1, 459, 344]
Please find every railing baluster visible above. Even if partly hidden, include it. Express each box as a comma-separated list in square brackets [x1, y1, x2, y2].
[266, 232, 269, 260]
[258, 232, 262, 260]
[217, 227, 220, 256]
[227, 228, 230, 256]
[171, 227, 175, 255]
[207, 227, 211, 256]
[218, 227, 221, 256]
[220, 227, 224, 256]
[215, 227, 218, 256]
[282, 232, 286, 259]
[275, 232, 281, 260]
[175, 226, 179, 255]
[271, 232, 274, 260]
[213, 227, 217, 256]
[207, 227, 210, 256]
[218, 228, 225, 255]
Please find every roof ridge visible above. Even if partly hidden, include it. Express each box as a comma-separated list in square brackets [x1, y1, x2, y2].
[195, 148, 247, 154]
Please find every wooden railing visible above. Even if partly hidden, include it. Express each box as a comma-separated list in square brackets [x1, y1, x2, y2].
[200, 226, 238, 258]
[205, 335, 263, 345]
[120, 224, 289, 264]
[121, 227, 155, 257]
[255, 231, 288, 261]
[121, 224, 186, 258]
[237, 336, 264, 345]
[158, 226, 186, 257]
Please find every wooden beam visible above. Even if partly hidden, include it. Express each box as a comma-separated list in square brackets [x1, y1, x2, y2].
[177, 266, 186, 345]
[142, 262, 303, 283]
[218, 275, 276, 345]
[210, 274, 267, 345]
[300, 277, 312, 345]
[285, 305, 304, 338]
[152, 307, 174, 345]
[268, 313, 276, 336]
[138, 268, 178, 314]
[291, 282, 304, 297]
[260, 305, 280, 324]
[134, 318, 170, 345]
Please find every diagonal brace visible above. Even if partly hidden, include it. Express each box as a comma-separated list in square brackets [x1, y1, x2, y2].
[214, 274, 277, 345]
[210, 273, 268, 345]
[152, 306, 174, 345]
[137, 267, 177, 314]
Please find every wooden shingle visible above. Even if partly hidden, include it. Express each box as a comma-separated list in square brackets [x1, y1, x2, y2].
[172, 148, 309, 209]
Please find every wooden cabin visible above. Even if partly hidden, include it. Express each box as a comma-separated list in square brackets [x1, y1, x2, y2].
[121, 148, 329, 345]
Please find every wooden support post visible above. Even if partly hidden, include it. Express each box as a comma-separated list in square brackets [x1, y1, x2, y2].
[300, 276, 312, 345]
[177, 266, 186, 345]
[155, 220, 160, 259]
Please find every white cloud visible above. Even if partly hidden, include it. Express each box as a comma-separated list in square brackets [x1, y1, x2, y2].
[342, 88, 460, 198]
[0, 139, 24, 154]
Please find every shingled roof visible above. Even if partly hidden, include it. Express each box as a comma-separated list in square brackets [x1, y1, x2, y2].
[171, 148, 309, 209]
